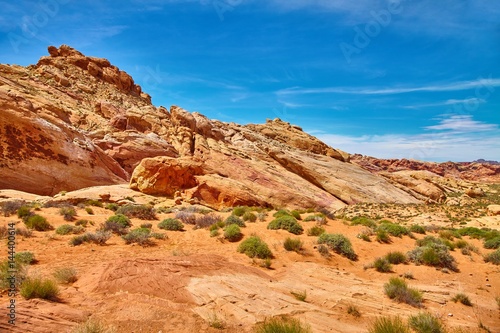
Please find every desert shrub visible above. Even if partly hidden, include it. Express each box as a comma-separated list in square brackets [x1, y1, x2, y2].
[1, 200, 25, 217]
[290, 290, 307, 302]
[376, 229, 391, 244]
[408, 312, 445, 333]
[106, 214, 131, 227]
[224, 224, 242, 242]
[317, 244, 330, 258]
[75, 219, 91, 227]
[15, 228, 33, 238]
[283, 238, 303, 252]
[484, 249, 500, 265]
[24, 214, 52, 231]
[20, 276, 59, 301]
[455, 227, 500, 240]
[69, 231, 111, 246]
[210, 229, 219, 237]
[317, 233, 357, 260]
[237, 236, 272, 259]
[290, 210, 302, 220]
[268, 216, 303, 235]
[378, 221, 409, 238]
[116, 204, 156, 220]
[307, 225, 325, 236]
[158, 218, 184, 231]
[232, 206, 247, 217]
[385, 251, 407, 265]
[105, 203, 119, 211]
[85, 207, 94, 215]
[225, 214, 246, 227]
[351, 216, 377, 228]
[70, 318, 116, 333]
[243, 211, 258, 222]
[410, 224, 426, 234]
[17, 205, 33, 220]
[257, 212, 268, 222]
[56, 224, 84, 235]
[273, 209, 292, 218]
[368, 316, 409, 333]
[15, 251, 36, 265]
[85, 199, 103, 207]
[484, 237, 500, 249]
[408, 242, 458, 271]
[122, 228, 153, 246]
[438, 229, 456, 240]
[195, 214, 222, 228]
[384, 277, 423, 308]
[254, 316, 312, 333]
[451, 293, 472, 306]
[59, 206, 77, 221]
[140, 223, 152, 229]
[150, 232, 165, 240]
[303, 214, 326, 224]
[101, 221, 128, 235]
[373, 258, 392, 272]
[0, 260, 27, 289]
[175, 211, 196, 225]
[53, 267, 78, 284]
[347, 304, 361, 318]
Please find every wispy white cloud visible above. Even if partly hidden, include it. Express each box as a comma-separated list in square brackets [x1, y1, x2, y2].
[403, 98, 486, 109]
[277, 78, 500, 96]
[425, 115, 497, 132]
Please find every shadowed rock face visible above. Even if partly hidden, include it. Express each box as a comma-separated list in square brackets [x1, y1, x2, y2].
[4, 45, 491, 209]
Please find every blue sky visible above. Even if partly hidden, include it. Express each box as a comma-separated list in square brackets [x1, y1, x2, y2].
[1, 0, 499, 161]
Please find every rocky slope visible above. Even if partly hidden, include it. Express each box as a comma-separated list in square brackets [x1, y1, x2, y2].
[1, 45, 496, 210]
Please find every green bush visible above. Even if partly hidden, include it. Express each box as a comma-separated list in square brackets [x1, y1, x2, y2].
[384, 277, 423, 308]
[368, 316, 409, 333]
[378, 222, 409, 238]
[268, 216, 303, 235]
[116, 204, 156, 220]
[1, 200, 24, 217]
[385, 251, 407, 265]
[374, 258, 392, 272]
[85, 207, 94, 215]
[106, 214, 131, 228]
[237, 236, 272, 259]
[408, 242, 458, 271]
[53, 267, 78, 284]
[70, 318, 116, 333]
[210, 229, 220, 237]
[105, 203, 119, 211]
[17, 205, 33, 220]
[290, 210, 302, 220]
[303, 214, 326, 224]
[290, 290, 307, 302]
[75, 219, 91, 227]
[408, 312, 445, 333]
[242, 211, 257, 222]
[273, 209, 292, 218]
[101, 220, 129, 235]
[376, 229, 391, 243]
[484, 237, 500, 249]
[484, 248, 500, 265]
[140, 223, 152, 229]
[56, 224, 84, 235]
[254, 316, 312, 333]
[224, 224, 242, 242]
[59, 206, 77, 221]
[283, 238, 303, 252]
[232, 206, 247, 217]
[317, 233, 357, 260]
[20, 276, 59, 301]
[307, 225, 325, 236]
[410, 224, 426, 234]
[158, 218, 184, 231]
[351, 216, 377, 228]
[196, 214, 222, 229]
[451, 293, 472, 306]
[24, 214, 52, 231]
[15, 251, 36, 265]
[225, 214, 246, 227]
[85, 199, 103, 207]
[69, 231, 111, 246]
[122, 228, 153, 246]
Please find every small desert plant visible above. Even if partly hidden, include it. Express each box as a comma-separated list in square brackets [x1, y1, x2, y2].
[224, 224, 242, 242]
[53, 267, 78, 284]
[175, 211, 196, 225]
[116, 204, 156, 220]
[317, 233, 357, 260]
[357, 230, 372, 242]
[85, 199, 103, 207]
[403, 272, 415, 280]
[376, 229, 391, 244]
[243, 211, 257, 222]
[257, 212, 268, 221]
[122, 228, 153, 246]
[268, 216, 303, 235]
[15, 227, 33, 238]
[237, 236, 272, 259]
[1, 200, 25, 217]
[408, 241, 458, 271]
[484, 248, 500, 265]
[232, 206, 247, 217]
[290, 290, 307, 302]
[15, 251, 36, 265]
[70, 318, 116, 333]
[140, 223, 152, 229]
[75, 219, 91, 227]
[368, 316, 409, 333]
[208, 312, 226, 329]
[303, 214, 326, 224]
[101, 220, 129, 235]
[384, 277, 423, 308]
[373, 258, 392, 273]
[347, 304, 361, 318]
[56, 224, 84, 235]
[351, 216, 377, 228]
[225, 214, 246, 227]
[0, 260, 27, 289]
[451, 293, 472, 306]
[24, 214, 52, 231]
[408, 312, 445, 333]
[378, 221, 409, 238]
[317, 244, 330, 258]
[410, 224, 426, 234]
[106, 214, 131, 228]
[495, 296, 500, 309]
[290, 210, 302, 220]
[158, 218, 184, 231]
[254, 316, 312, 333]
[195, 214, 222, 228]
[69, 231, 111, 246]
[20, 276, 59, 301]
[85, 207, 94, 215]
[484, 237, 500, 249]
[273, 209, 292, 218]
[283, 237, 303, 252]
[59, 206, 77, 221]
[307, 225, 325, 236]
[385, 251, 407, 265]
[17, 205, 33, 220]
[210, 229, 220, 237]
[105, 203, 119, 211]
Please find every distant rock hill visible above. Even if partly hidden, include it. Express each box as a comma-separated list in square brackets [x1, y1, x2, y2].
[1, 45, 498, 210]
